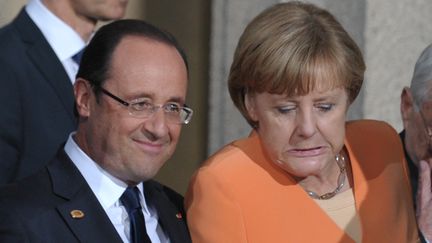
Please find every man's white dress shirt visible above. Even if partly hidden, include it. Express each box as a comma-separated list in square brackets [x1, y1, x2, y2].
[26, 0, 85, 83]
[64, 133, 170, 243]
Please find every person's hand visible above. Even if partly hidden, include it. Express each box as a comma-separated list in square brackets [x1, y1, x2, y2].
[417, 159, 432, 241]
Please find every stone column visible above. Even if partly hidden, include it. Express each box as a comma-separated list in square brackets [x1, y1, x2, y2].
[364, 0, 432, 131]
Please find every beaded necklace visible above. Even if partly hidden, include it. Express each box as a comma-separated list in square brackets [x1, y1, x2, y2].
[306, 154, 346, 200]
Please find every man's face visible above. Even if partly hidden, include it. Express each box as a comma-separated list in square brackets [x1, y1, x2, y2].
[71, 0, 128, 21]
[401, 88, 432, 165]
[75, 36, 188, 185]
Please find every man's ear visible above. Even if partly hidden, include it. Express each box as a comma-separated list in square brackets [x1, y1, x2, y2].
[74, 78, 92, 118]
[245, 92, 258, 122]
[401, 87, 415, 128]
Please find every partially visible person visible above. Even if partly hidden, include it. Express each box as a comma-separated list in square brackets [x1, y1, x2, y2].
[186, 2, 419, 242]
[0, 0, 128, 184]
[400, 43, 432, 242]
[0, 19, 192, 243]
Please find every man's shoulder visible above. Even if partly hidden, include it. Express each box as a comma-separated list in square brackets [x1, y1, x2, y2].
[0, 19, 23, 53]
[0, 150, 74, 206]
[145, 180, 184, 204]
[144, 180, 191, 242]
[0, 9, 28, 43]
[0, 9, 43, 65]
[0, 167, 54, 213]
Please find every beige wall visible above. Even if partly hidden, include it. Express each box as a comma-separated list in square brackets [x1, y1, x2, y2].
[364, 0, 432, 131]
[0, 1, 26, 26]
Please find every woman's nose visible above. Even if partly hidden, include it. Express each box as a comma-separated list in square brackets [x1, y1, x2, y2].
[295, 109, 317, 138]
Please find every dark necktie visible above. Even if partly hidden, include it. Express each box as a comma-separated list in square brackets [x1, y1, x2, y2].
[120, 186, 152, 243]
[72, 49, 84, 65]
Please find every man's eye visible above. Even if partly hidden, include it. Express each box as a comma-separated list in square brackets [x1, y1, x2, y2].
[165, 103, 181, 113]
[131, 101, 152, 111]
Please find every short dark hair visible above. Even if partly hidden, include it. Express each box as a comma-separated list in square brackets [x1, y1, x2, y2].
[76, 19, 188, 95]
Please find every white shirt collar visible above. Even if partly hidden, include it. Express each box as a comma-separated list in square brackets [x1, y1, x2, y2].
[25, 0, 85, 61]
[64, 133, 151, 215]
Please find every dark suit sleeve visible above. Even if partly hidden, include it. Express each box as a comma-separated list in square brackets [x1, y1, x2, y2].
[0, 11, 77, 183]
[0, 202, 29, 242]
[0, 59, 22, 183]
[162, 185, 186, 211]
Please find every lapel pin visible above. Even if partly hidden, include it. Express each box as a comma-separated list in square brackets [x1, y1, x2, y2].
[176, 213, 183, 219]
[70, 209, 85, 219]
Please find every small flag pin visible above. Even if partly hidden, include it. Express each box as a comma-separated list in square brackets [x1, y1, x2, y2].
[70, 209, 85, 219]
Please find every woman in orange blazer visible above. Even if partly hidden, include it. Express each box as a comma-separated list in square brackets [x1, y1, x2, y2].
[186, 2, 419, 242]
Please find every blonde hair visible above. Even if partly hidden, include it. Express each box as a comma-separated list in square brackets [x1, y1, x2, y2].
[228, 1, 365, 126]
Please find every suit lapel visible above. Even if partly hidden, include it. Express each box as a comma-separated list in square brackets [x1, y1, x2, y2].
[14, 10, 76, 122]
[48, 150, 123, 243]
[144, 181, 191, 243]
[56, 191, 123, 242]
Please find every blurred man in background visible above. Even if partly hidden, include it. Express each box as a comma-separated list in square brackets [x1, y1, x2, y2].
[400, 43, 432, 242]
[0, 0, 128, 183]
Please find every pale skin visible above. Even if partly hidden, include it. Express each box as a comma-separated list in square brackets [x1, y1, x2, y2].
[245, 87, 352, 195]
[42, 0, 128, 41]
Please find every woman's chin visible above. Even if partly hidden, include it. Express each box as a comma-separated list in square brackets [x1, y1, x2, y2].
[274, 158, 323, 178]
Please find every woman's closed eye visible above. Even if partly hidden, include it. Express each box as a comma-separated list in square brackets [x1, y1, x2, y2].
[276, 105, 296, 114]
[315, 103, 334, 112]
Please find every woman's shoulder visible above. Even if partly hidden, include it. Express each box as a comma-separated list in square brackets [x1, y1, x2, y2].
[345, 119, 404, 161]
[346, 119, 399, 142]
[201, 136, 257, 171]
[346, 119, 396, 132]
[195, 132, 269, 181]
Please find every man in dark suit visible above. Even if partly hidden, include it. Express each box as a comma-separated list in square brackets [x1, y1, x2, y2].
[400, 43, 432, 243]
[0, 19, 192, 243]
[0, 0, 128, 183]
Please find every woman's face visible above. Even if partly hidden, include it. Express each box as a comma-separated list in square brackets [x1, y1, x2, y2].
[245, 87, 349, 178]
